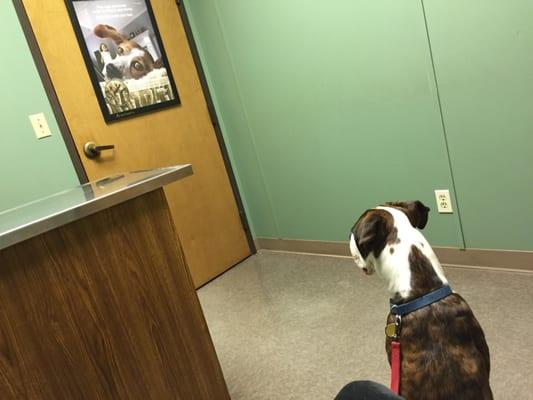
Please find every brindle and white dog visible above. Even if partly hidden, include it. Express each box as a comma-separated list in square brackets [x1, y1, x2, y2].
[349, 201, 493, 400]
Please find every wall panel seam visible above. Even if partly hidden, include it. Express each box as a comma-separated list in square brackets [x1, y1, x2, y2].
[421, 0, 466, 249]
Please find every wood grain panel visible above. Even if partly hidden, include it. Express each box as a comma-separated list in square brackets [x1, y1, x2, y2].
[0, 189, 229, 399]
[20, 0, 250, 287]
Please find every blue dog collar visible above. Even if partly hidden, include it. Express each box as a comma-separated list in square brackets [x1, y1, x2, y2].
[390, 285, 453, 316]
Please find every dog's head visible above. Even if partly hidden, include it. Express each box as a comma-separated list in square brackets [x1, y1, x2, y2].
[94, 24, 163, 80]
[349, 200, 444, 297]
[349, 200, 429, 274]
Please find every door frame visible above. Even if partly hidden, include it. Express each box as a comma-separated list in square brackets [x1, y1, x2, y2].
[12, 0, 256, 253]
[176, 0, 256, 253]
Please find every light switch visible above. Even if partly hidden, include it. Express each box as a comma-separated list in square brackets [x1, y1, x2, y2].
[29, 113, 52, 139]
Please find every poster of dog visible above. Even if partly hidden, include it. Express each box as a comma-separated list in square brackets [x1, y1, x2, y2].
[65, 0, 180, 122]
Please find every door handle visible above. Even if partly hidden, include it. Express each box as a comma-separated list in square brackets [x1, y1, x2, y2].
[84, 142, 115, 159]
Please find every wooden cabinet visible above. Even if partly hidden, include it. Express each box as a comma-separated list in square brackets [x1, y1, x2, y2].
[0, 167, 230, 399]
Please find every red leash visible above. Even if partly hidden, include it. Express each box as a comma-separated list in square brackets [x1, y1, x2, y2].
[386, 286, 454, 395]
[390, 341, 401, 394]
[385, 315, 402, 395]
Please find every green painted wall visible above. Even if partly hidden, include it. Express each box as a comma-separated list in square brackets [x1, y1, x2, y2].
[424, 0, 533, 250]
[185, 0, 533, 251]
[185, 0, 463, 247]
[5, 1, 531, 251]
[1, 2, 79, 212]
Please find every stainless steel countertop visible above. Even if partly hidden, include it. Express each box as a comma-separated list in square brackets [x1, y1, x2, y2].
[0, 164, 193, 251]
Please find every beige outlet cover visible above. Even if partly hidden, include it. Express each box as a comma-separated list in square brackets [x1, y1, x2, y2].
[434, 189, 453, 213]
[29, 113, 52, 139]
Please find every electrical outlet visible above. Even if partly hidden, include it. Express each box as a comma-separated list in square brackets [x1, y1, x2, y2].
[29, 113, 52, 139]
[434, 190, 453, 213]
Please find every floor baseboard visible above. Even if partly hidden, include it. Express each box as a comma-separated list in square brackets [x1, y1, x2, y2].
[255, 237, 533, 273]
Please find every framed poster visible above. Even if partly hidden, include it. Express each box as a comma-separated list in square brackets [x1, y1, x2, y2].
[65, 0, 180, 122]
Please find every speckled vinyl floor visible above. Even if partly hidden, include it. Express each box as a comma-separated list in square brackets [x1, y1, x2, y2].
[197, 252, 533, 400]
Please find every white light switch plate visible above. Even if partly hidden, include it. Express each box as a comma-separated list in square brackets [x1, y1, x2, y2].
[434, 189, 453, 213]
[29, 113, 52, 139]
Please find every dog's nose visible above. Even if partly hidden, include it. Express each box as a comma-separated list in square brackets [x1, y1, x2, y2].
[106, 64, 122, 79]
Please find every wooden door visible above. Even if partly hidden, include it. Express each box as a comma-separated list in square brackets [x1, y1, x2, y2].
[21, 0, 251, 287]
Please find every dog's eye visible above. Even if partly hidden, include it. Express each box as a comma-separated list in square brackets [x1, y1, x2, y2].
[117, 47, 124, 55]
[132, 61, 145, 71]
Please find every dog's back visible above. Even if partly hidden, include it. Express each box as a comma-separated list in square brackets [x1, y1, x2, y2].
[386, 293, 492, 400]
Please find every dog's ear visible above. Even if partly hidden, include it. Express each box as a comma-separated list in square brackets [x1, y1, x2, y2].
[384, 200, 430, 229]
[94, 24, 127, 45]
[351, 209, 391, 259]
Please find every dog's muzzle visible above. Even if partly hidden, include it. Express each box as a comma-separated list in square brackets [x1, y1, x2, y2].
[106, 63, 123, 79]
[349, 234, 374, 275]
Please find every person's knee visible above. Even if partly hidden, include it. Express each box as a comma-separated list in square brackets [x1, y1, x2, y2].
[335, 380, 404, 400]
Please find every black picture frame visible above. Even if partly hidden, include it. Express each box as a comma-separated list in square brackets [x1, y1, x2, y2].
[64, 0, 180, 122]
